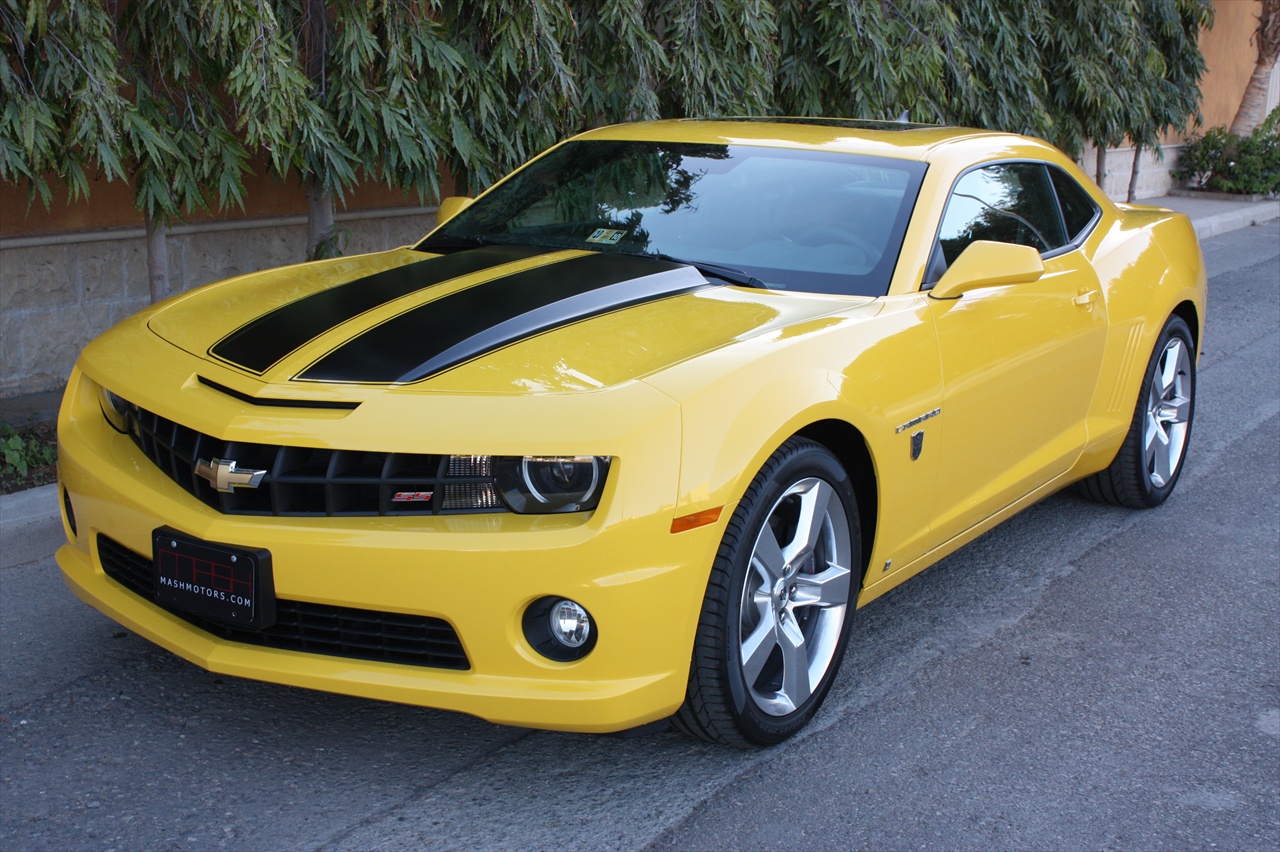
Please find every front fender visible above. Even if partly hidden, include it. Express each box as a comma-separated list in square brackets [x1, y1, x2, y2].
[645, 295, 944, 575]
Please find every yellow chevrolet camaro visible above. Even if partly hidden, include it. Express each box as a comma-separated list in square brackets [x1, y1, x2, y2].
[57, 118, 1204, 746]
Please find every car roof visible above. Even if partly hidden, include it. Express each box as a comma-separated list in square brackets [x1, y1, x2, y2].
[573, 117, 1032, 163]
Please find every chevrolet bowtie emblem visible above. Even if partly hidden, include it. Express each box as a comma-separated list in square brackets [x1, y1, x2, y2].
[195, 458, 267, 492]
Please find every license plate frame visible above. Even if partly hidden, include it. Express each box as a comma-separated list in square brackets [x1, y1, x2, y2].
[152, 527, 276, 629]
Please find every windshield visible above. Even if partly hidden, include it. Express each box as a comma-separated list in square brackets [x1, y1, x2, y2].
[417, 140, 927, 297]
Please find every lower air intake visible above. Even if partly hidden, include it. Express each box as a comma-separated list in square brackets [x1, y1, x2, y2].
[97, 535, 469, 671]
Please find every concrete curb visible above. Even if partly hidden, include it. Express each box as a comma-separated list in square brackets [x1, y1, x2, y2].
[0, 483, 61, 569]
[1188, 200, 1280, 239]
[1, 198, 1276, 569]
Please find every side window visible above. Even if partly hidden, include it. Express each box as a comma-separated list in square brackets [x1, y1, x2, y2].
[936, 163, 1068, 266]
[1048, 166, 1100, 242]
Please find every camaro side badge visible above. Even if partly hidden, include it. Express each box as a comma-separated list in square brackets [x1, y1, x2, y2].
[895, 407, 941, 434]
[195, 458, 267, 492]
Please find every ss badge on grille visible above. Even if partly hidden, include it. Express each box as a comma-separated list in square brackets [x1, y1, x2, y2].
[195, 458, 267, 492]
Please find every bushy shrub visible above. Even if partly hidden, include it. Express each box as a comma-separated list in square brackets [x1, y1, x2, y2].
[1175, 107, 1280, 195]
[0, 423, 57, 493]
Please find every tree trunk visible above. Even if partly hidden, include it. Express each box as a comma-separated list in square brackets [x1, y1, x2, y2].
[1095, 144, 1107, 195]
[1127, 143, 1142, 203]
[301, 0, 336, 261]
[1228, 60, 1277, 137]
[144, 210, 170, 304]
[1229, 0, 1280, 137]
[305, 178, 337, 260]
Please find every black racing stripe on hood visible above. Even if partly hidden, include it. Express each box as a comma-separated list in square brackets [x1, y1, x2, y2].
[298, 252, 713, 384]
[210, 244, 555, 374]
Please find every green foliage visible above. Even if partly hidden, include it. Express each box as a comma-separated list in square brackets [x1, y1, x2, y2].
[271, 1, 475, 202]
[0, 0, 1221, 233]
[0, 0, 133, 207]
[938, 0, 1053, 137]
[1037, 0, 1147, 156]
[1175, 108, 1280, 195]
[1, 424, 56, 480]
[119, 2, 269, 223]
[430, 0, 578, 189]
[1144, 0, 1215, 143]
[650, 0, 777, 118]
[1174, 126, 1230, 187]
[1037, 0, 1212, 158]
[775, 0, 1042, 126]
[570, 0, 666, 126]
[775, 0, 945, 120]
[0, 0, 308, 224]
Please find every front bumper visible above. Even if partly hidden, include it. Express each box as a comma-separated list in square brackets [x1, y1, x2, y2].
[57, 366, 726, 733]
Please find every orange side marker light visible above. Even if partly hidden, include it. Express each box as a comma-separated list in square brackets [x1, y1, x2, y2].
[670, 506, 723, 534]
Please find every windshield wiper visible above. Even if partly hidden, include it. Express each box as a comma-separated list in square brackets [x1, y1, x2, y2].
[414, 234, 491, 254]
[641, 253, 770, 290]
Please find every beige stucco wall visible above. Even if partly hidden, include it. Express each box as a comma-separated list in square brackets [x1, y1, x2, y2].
[1199, 0, 1271, 128]
[0, 210, 437, 397]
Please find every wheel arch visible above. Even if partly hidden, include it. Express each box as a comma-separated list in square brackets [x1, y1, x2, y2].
[1144, 211, 1207, 358]
[1076, 308, 1197, 508]
[1171, 299, 1201, 353]
[794, 419, 878, 589]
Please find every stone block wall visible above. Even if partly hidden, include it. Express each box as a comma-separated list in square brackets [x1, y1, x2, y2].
[0, 208, 437, 398]
[1079, 143, 1184, 202]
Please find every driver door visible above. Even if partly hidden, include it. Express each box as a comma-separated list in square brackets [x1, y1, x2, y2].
[926, 162, 1108, 542]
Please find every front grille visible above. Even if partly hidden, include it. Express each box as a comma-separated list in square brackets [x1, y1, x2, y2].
[121, 402, 499, 517]
[98, 535, 469, 670]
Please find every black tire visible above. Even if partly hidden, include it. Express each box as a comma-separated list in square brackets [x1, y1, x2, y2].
[1078, 314, 1195, 508]
[674, 438, 860, 747]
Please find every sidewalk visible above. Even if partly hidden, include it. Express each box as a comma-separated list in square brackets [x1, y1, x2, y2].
[2, 192, 1278, 569]
[1150, 191, 1280, 239]
[1, 482, 60, 568]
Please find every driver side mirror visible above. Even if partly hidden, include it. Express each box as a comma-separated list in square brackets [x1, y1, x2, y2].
[928, 240, 1045, 300]
[437, 196, 474, 225]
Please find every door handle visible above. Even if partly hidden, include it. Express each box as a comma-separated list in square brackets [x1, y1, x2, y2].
[1073, 289, 1100, 308]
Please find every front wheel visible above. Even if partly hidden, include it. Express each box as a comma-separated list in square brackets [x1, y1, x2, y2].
[1079, 314, 1195, 508]
[674, 438, 859, 747]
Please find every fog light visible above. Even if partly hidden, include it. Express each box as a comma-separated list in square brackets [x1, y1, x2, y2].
[549, 599, 591, 648]
[523, 596, 598, 661]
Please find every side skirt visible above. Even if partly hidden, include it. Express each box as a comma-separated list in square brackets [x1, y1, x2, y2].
[855, 471, 1070, 608]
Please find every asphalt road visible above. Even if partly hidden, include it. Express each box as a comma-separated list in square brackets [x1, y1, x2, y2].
[2, 222, 1277, 851]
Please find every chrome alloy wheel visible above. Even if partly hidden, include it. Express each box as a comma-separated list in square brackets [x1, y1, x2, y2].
[739, 477, 852, 716]
[1144, 336, 1192, 489]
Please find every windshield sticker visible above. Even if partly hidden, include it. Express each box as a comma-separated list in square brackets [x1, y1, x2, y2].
[586, 228, 625, 245]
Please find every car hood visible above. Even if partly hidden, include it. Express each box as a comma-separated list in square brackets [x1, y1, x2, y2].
[148, 245, 866, 394]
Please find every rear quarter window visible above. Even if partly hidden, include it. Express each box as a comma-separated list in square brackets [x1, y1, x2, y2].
[1049, 167, 1100, 242]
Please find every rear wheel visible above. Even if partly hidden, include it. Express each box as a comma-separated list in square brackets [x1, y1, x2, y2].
[1078, 314, 1195, 508]
[674, 438, 859, 747]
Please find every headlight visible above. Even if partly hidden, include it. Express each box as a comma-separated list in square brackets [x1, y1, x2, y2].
[98, 385, 132, 433]
[494, 455, 610, 514]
